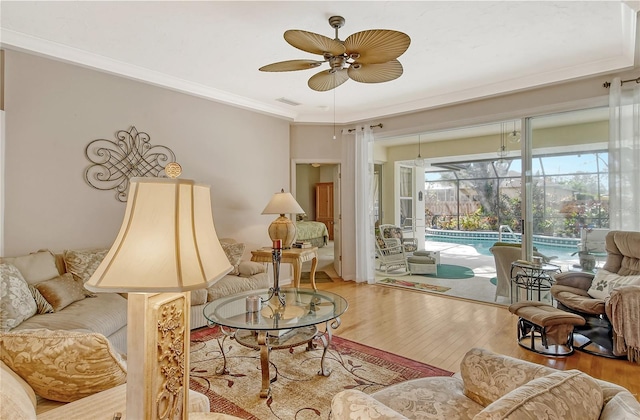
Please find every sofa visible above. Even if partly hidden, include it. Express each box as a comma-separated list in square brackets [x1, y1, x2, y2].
[550, 230, 640, 360]
[0, 239, 268, 417]
[331, 347, 640, 419]
[1, 239, 269, 354]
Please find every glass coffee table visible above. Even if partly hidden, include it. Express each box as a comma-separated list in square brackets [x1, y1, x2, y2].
[203, 288, 348, 398]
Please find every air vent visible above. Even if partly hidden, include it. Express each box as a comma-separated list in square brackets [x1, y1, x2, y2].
[276, 97, 301, 106]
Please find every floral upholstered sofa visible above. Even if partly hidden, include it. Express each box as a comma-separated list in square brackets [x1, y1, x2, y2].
[331, 347, 640, 419]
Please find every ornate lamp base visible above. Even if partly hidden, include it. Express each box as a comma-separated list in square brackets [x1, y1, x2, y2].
[268, 215, 297, 249]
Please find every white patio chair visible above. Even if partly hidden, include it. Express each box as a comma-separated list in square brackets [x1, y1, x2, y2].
[375, 238, 409, 274]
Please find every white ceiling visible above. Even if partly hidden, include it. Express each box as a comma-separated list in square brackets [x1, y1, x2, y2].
[1, 1, 638, 124]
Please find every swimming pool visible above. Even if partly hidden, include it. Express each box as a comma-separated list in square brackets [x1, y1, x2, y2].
[425, 230, 579, 261]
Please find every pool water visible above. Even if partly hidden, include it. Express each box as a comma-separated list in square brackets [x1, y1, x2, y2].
[426, 237, 578, 262]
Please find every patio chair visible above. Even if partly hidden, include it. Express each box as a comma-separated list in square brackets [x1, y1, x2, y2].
[375, 237, 409, 274]
[378, 224, 418, 254]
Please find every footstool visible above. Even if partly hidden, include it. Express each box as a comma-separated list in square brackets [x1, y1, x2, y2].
[413, 249, 441, 265]
[407, 255, 437, 275]
[508, 301, 585, 356]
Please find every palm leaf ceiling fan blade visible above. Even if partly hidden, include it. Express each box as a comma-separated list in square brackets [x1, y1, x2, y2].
[260, 16, 410, 90]
[259, 59, 324, 72]
[344, 30, 411, 64]
[347, 59, 403, 84]
[284, 30, 346, 56]
[308, 69, 349, 92]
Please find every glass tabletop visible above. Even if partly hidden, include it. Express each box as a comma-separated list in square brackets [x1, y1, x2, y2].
[203, 288, 348, 331]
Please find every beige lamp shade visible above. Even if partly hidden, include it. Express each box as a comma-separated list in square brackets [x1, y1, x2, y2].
[86, 177, 233, 293]
[261, 189, 304, 249]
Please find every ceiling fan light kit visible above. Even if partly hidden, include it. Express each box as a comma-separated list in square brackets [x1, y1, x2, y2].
[260, 16, 411, 91]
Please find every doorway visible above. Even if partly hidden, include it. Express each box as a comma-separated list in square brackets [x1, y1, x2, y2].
[293, 161, 341, 277]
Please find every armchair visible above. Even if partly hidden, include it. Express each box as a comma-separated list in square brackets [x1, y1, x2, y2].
[378, 224, 418, 254]
[375, 237, 409, 274]
[550, 230, 640, 360]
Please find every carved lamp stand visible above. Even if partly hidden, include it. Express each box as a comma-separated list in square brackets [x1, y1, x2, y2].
[85, 171, 232, 419]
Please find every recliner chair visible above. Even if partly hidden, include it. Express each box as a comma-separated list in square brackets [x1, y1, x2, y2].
[551, 230, 640, 359]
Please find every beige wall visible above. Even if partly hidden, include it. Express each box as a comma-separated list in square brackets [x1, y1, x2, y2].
[2, 47, 637, 279]
[3, 50, 290, 256]
[295, 164, 320, 218]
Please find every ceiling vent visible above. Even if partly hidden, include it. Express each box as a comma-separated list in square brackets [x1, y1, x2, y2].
[276, 97, 301, 106]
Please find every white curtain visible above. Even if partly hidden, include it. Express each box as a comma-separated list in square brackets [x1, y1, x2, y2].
[609, 77, 640, 231]
[355, 126, 375, 283]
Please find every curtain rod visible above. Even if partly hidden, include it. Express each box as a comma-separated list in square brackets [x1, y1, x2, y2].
[603, 76, 640, 88]
[346, 123, 383, 133]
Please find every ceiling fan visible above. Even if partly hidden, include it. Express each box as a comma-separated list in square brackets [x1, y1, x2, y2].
[259, 16, 411, 92]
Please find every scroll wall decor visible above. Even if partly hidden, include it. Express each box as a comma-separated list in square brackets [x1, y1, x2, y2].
[84, 126, 177, 202]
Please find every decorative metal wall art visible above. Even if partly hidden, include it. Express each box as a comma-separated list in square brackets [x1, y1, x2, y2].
[84, 126, 176, 202]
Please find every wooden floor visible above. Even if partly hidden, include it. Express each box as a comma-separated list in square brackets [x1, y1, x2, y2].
[316, 277, 640, 400]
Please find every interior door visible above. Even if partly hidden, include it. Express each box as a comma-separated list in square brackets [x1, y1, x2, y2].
[315, 182, 334, 240]
[333, 165, 341, 276]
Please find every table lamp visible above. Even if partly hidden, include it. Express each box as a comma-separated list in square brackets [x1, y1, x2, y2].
[86, 168, 232, 419]
[261, 188, 304, 249]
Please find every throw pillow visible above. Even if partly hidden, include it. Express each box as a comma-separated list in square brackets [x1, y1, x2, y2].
[0, 250, 59, 285]
[63, 247, 108, 283]
[28, 285, 54, 314]
[0, 263, 37, 331]
[63, 248, 109, 297]
[34, 273, 87, 311]
[474, 370, 603, 420]
[221, 242, 245, 276]
[587, 269, 640, 299]
[0, 329, 127, 403]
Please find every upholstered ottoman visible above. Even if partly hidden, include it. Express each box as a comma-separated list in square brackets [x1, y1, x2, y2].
[407, 255, 437, 275]
[413, 249, 441, 265]
[509, 301, 585, 356]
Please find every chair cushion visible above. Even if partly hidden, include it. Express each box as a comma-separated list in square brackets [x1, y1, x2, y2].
[551, 285, 605, 315]
[474, 370, 603, 420]
[331, 389, 410, 420]
[372, 376, 483, 419]
[14, 293, 128, 339]
[0, 329, 127, 402]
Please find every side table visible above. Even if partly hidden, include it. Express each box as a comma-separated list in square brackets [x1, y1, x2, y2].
[251, 247, 319, 289]
[510, 260, 561, 303]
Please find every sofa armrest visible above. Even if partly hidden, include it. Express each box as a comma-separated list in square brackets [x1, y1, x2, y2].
[237, 261, 266, 277]
[552, 271, 594, 290]
[331, 390, 409, 420]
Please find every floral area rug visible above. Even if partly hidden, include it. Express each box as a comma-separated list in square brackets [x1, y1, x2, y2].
[377, 277, 451, 293]
[189, 326, 452, 419]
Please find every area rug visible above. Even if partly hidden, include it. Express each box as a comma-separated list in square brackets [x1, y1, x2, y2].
[418, 264, 475, 279]
[300, 271, 333, 283]
[189, 326, 452, 419]
[377, 277, 451, 293]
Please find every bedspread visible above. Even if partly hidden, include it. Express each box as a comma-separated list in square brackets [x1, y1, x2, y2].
[296, 221, 329, 245]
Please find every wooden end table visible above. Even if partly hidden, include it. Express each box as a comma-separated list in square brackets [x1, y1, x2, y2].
[251, 247, 319, 289]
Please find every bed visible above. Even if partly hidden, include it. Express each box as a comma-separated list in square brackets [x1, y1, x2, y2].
[295, 221, 329, 248]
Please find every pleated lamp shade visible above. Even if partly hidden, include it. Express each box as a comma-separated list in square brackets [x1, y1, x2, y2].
[86, 177, 232, 293]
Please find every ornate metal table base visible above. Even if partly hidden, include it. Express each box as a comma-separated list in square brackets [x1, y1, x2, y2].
[212, 318, 341, 398]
